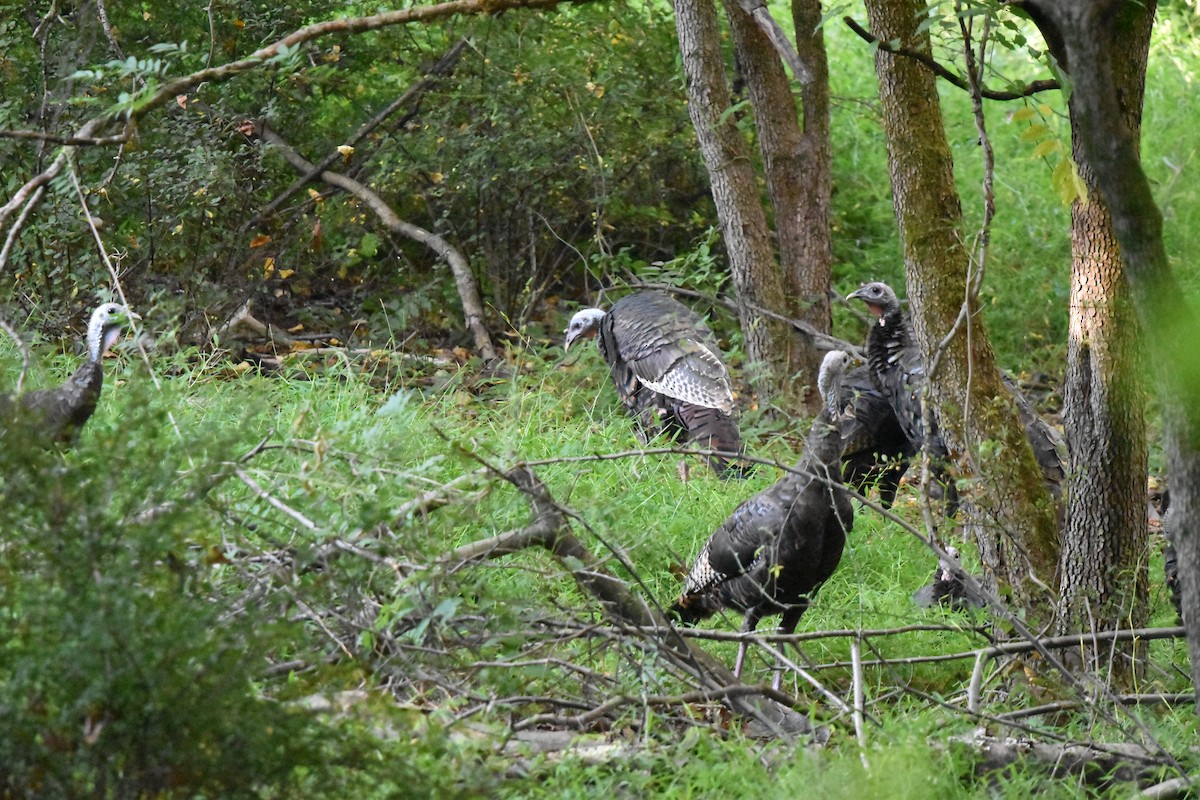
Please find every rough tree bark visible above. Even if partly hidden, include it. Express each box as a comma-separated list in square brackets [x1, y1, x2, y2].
[861, 0, 1059, 617]
[721, 0, 833, 412]
[1055, 6, 1153, 682]
[787, 0, 835, 387]
[1021, 0, 1200, 706]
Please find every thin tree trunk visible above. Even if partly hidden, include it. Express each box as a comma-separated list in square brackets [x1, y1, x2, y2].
[673, 0, 794, 403]
[789, 0, 834, 391]
[862, 0, 1059, 618]
[1056, 5, 1153, 684]
[1023, 0, 1200, 706]
[722, 0, 830, 411]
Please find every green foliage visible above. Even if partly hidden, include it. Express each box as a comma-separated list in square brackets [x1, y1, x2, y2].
[0, 322, 1193, 795]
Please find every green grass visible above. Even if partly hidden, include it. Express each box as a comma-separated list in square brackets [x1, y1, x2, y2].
[2, 332, 1190, 797]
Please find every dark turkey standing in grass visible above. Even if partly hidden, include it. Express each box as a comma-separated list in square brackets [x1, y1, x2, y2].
[846, 281, 958, 512]
[564, 291, 749, 478]
[3, 302, 139, 446]
[911, 545, 986, 611]
[1150, 488, 1183, 624]
[670, 350, 854, 687]
[836, 362, 914, 509]
[847, 282, 1068, 511]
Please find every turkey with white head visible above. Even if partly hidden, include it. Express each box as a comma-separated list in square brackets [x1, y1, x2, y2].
[564, 291, 748, 478]
[3, 302, 139, 446]
[670, 349, 855, 688]
[911, 545, 986, 611]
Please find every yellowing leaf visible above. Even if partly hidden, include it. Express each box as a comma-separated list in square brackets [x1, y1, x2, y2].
[288, 324, 305, 333]
[1009, 107, 1036, 124]
[249, 234, 272, 248]
[263, 256, 276, 278]
[1032, 139, 1060, 159]
[278, 269, 295, 279]
[1020, 123, 1051, 142]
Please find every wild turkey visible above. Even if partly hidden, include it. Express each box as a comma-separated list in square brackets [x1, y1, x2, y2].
[911, 545, 986, 611]
[670, 349, 854, 687]
[2, 302, 139, 446]
[1150, 487, 1183, 624]
[836, 362, 914, 509]
[564, 291, 749, 477]
[1002, 372, 1067, 500]
[848, 281, 1067, 509]
[846, 281, 958, 511]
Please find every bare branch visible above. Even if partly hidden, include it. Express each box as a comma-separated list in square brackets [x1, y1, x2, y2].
[0, 130, 132, 146]
[841, 16, 1060, 100]
[440, 464, 828, 740]
[250, 121, 499, 363]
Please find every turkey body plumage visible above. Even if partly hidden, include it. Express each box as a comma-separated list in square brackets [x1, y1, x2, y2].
[848, 282, 1067, 510]
[565, 291, 748, 478]
[847, 282, 958, 511]
[1, 302, 138, 446]
[670, 351, 855, 680]
[1152, 488, 1183, 624]
[836, 363, 914, 509]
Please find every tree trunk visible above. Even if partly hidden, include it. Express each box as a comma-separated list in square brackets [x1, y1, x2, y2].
[1055, 6, 1152, 684]
[721, 0, 832, 412]
[862, 0, 1060, 618]
[672, 0, 796, 404]
[788, 0, 834, 391]
[1023, 0, 1200, 706]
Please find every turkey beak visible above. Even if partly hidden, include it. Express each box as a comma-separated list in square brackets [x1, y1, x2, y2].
[563, 329, 577, 351]
[847, 287, 864, 301]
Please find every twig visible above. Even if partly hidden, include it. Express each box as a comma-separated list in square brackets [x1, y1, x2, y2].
[0, 130, 131, 146]
[250, 121, 498, 363]
[995, 693, 1195, 722]
[234, 467, 319, 531]
[625, 281, 860, 354]
[851, 636, 868, 764]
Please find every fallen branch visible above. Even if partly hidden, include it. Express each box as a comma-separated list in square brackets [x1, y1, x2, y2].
[215, 299, 301, 348]
[951, 730, 1176, 788]
[249, 121, 498, 364]
[441, 464, 828, 741]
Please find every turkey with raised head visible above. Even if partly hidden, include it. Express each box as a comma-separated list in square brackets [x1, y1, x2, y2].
[836, 362, 914, 509]
[3, 302, 139, 446]
[911, 545, 986, 611]
[846, 281, 958, 512]
[669, 349, 854, 687]
[564, 291, 749, 478]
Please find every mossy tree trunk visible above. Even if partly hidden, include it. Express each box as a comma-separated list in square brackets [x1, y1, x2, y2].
[862, 0, 1060, 619]
[1023, 0, 1200, 706]
[1056, 4, 1153, 683]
